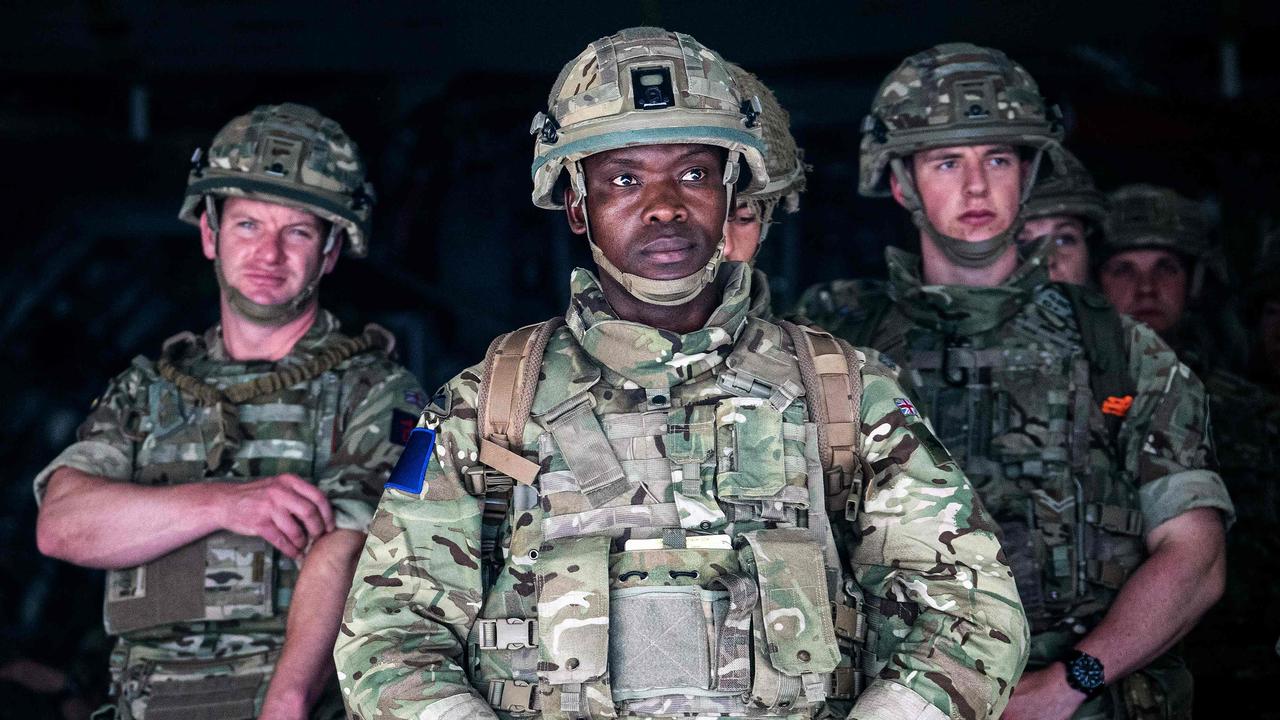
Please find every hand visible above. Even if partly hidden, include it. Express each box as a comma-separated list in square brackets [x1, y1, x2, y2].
[218, 474, 335, 559]
[1001, 663, 1088, 720]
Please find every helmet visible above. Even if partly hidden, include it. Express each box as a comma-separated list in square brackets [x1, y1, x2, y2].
[179, 103, 375, 325]
[1023, 146, 1107, 229]
[1102, 184, 1223, 298]
[179, 103, 375, 258]
[728, 62, 808, 238]
[530, 27, 768, 306]
[859, 43, 1064, 268]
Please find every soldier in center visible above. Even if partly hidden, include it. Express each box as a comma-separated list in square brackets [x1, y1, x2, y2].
[336, 27, 1029, 720]
[797, 44, 1232, 720]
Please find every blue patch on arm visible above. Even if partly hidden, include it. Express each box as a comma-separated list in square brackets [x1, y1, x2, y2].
[385, 427, 435, 495]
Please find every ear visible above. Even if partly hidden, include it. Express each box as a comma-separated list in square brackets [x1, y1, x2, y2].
[888, 170, 909, 209]
[321, 234, 343, 275]
[199, 211, 218, 260]
[564, 187, 588, 235]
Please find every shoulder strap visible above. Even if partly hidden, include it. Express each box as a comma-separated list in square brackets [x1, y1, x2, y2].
[778, 320, 865, 516]
[1060, 283, 1137, 440]
[472, 318, 564, 582]
[474, 318, 565, 485]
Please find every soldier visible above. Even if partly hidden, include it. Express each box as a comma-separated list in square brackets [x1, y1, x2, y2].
[1013, 147, 1107, 286]
[337, 27, 1028, 720]
[722, 61, 809, 320]
[33, 103, 428, 720]
[1096, 184, 1248, 374]
[796, 44, 1232, 720]
[1099, 193, 1280, 718]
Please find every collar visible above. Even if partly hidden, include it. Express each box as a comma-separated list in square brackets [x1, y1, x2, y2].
[564, 262, 752, 388]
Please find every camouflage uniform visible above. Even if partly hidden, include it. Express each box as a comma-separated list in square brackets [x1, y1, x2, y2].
[1102, 189, 1280, 717]
[33, 311, 425, 719]
[33, 104, 426, 720]
[797, 44, 1233, 720]
[337, 28, 1028, 720]
[338, 264, 1028, 720]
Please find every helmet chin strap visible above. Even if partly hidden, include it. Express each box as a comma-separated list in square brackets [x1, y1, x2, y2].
[205, 196, 330, 327]
[889, 152, 1043, 270]
[570, 158, 734, 307]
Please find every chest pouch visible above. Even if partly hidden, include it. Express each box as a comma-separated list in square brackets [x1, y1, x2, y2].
[535, 534, 617, 719]
[105, 531, 275, 636]
[714, 398, 810, 523]
[116, 643, 278, 720]
[737, 528, 841, 709]
[660, 403, 726, 532]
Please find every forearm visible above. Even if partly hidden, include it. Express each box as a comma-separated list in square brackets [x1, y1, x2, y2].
[36, 467, 225, 568]
[1075, 508, 1226, 680]
[261, 529, 365, 719]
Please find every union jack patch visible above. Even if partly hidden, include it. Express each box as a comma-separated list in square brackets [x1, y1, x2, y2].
[894, 397, 918, 417]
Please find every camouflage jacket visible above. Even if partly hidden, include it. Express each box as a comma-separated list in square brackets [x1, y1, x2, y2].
[797, 248, 1233, 668]
[337, 264, 1029, 720]
[748, 266, 774, 320]
[34, 309, 426, 653]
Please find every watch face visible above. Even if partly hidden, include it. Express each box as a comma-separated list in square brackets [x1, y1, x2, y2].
[1069, 652, 1105, 691]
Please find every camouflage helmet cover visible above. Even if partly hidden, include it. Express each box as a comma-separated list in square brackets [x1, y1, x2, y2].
[859, 42, 1064, 198]
[1023, 146, 1108, 227]
[1103, 184, 1210, 258]
[530, 27, 768, 210]
[728, 62, 807, 219]
[178, 103, 375, 257]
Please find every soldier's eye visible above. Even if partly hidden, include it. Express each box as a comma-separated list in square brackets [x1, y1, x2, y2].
[681, 168, 707, 182]
[611, 174, 639, 187]
[1054, 234, 1078, 247]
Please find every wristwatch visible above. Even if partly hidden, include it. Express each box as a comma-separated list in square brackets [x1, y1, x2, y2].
[1063, 650, 1106, 698]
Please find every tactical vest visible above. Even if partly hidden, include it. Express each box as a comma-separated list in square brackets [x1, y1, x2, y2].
[103, 326, 390, 638]
[462, 317, 878, 718]
[849, 282, 1143, 652]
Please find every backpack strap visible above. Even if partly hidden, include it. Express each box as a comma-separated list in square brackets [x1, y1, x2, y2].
[471, 318, 564, 565]
[1060, 284, 1137, 442]
[778, 321, 865, 516]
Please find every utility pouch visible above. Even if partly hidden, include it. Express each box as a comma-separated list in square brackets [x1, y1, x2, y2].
[535, 534, 615, 719]
[105, 531, 275, 635]
[1117, 654, 1193, 720]
[737, 529, 840, 709]
[117, 648, 277, 720]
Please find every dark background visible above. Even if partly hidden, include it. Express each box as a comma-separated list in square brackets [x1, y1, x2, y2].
[2, 0, 1278, 709]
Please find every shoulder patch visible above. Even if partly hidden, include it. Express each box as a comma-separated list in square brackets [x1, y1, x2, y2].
[389, 408, 418, 446]
[425, 386, 452, 417]
[894, 397, 918, 417]
[386, 426, 435, 495]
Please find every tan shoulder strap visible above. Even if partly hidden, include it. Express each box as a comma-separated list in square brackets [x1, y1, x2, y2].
[475, 318, 564, 485]
[779, 321, 865, 513]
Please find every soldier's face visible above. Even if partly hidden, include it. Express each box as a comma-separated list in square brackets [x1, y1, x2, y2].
[895, 144, 1025, 243]
[201, 197, 338, 306]
[724, 201, 762, 263]
[567, 144, 728, 280]
[1017, 215, 1091, 285]
[1097, 248, 1189, 334]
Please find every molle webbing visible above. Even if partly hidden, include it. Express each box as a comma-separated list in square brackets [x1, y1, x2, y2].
[779, 321, 864, 515]
[155, 325, 391, 470]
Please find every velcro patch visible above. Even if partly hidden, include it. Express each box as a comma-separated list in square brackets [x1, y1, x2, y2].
[390, 408, 418, 446]
[386, 427, 435, 495]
